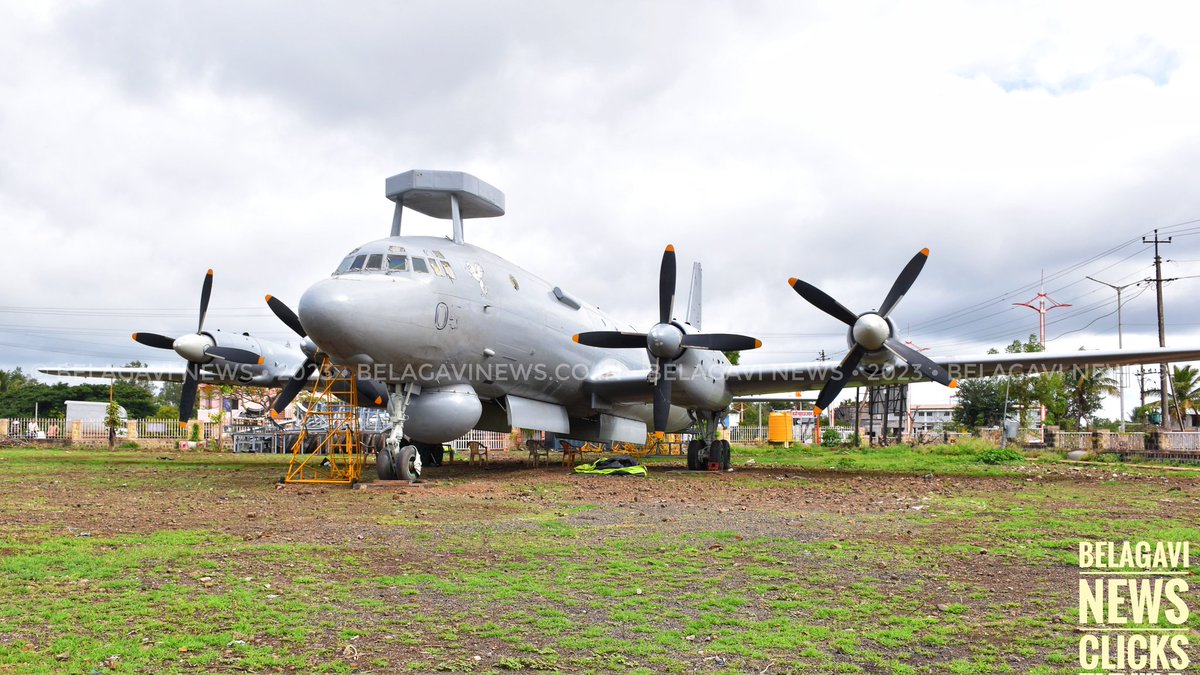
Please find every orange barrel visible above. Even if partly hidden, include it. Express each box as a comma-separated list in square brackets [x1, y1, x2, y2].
[767, 412, 794, 443]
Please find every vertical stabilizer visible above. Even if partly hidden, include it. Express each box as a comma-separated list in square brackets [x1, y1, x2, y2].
[686, 262, 702, 330]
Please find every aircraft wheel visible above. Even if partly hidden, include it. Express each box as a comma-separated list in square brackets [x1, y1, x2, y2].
[717, 440, 732, 471]
[376, 447, 398, 481]
[686, 440, 704, 470]
[398, 444, 422, 482]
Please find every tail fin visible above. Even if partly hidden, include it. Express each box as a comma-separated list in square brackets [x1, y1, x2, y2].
[685, 262, 702, 330]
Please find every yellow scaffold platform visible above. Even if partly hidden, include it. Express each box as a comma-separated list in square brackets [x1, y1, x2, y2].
[283, 359, 364, 485]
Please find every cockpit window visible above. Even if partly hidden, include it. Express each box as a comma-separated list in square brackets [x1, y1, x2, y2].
[429, 259, 445, 277]
[442, 261, 456, 279]
[348, 255, 367, 272]
[387, 254, 408, 272]
[366, 253, 384, 271]
[335, 256, 354, 275]
[412, 257, 429, 273]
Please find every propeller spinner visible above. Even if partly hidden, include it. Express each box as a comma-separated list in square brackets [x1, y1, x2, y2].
[574, 245, 762, 437]
[131, 270, 264, 426]
[788, 248, 956, 414]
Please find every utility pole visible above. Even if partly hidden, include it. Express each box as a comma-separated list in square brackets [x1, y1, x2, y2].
[1086, 276, 1138, 432]
[1143, 229, 1172, 429]
[1013, 271, 1072, 426]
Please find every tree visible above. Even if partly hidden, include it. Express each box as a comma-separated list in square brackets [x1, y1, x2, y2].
[952, 377, 1005, 429]
[1064, 366, 1119, 430]
[723, 351, 741, 365]
[104, 399, 122, 450]
[0, 368, 31, 395]
[1148, 365, 1200, 430]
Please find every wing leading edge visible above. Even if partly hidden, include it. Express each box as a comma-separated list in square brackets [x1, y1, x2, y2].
[724, 346, 1200, 398]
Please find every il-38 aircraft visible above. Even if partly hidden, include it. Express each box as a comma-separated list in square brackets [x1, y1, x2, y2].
[42, 170, 1200, 479]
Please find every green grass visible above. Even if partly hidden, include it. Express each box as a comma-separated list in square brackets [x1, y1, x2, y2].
[0, 446, 1197, 673]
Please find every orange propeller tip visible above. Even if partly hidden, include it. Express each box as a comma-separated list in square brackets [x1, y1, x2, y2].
[178, 421, 187, 428]
[572, 334, 580, 343]
[665, 244, 675, 252]
[131, 332, 138, 341]
[206, 268, 214, 275]
[654, 431, 665, 440]
[920, 247, 930, 256]
[948, 379, 959, 389]
[787, 277, 798, 286]
[374, 396, 383, 406]
[813, 406, 823, 415]
[256, 357, 265, 365]
[264, 294, 273, 302]
[755, 339, 763, 348]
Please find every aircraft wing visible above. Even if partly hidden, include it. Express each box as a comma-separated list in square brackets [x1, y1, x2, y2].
[37, 365, 297, 388]
[724, 346, 1200, 398]
[39, 366, 191, 383]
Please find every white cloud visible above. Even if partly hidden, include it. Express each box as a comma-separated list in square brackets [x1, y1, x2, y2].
[4, 0, 1200, 420]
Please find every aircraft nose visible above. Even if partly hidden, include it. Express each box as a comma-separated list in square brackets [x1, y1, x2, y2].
[298, 279, 361, 360]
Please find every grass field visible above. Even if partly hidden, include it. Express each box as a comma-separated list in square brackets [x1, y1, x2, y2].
[0, 444, 1197, 673]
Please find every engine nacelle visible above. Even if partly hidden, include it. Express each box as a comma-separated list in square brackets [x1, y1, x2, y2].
[404, 383, 482, 443]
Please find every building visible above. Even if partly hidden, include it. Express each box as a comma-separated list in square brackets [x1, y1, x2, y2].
[908, 404, 956, 433]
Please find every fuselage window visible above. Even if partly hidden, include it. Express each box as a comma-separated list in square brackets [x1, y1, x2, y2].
[335, 256, 354, 275]
[387, 254, 409, 272]
[429, 259, 445, 277]
[442, 261, 456, 279]
[349, 255, 367, 272]
[412, 257, 429, 274]
[366, 253, 384, 271]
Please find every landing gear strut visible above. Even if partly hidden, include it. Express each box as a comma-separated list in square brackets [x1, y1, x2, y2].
[378, 384, 422, 482]
[686, 410, 731, 471]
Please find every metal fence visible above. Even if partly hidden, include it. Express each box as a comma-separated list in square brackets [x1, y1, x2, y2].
[727, 426, 767, 444]
[1158, 432, 1200, 451]
[1055, 432, 1093, 450]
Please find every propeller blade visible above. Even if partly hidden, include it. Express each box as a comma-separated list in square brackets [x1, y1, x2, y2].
[198, 269, 214, 333]
[132, 332, 176, 350]
[206, 346, 263, 365]
[355, 378, 389, 407]
[659, 245, 676, 324]
[680, 333, 763, 351]
[788, 278, 858, 326]
[814, 345, 865, 414]
[884, 338, 957, 388]
[266, 295, 307, 338]
[573, 331, 648, 349]
[651, 357, 672, 437]
[272, 359, 317, 413]
[179, 364, 199, 425]
[878, 248, 929, 317]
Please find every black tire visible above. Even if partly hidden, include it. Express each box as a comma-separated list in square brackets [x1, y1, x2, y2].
[718, 440, 731, 471]
[686, 440, 704, 470]
[415, 441, 444, 467]
[376, 446, 397, 481]
[398, 445, 421, 482]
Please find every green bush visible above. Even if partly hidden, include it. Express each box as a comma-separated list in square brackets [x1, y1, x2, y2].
[118, 441, 140, 450]
[976, 447, 1024, 465]
[821, 428, 843, 447]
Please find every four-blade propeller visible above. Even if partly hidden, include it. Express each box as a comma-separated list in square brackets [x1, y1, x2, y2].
[574, 245, 762, 437]
[788, 248, 956, 414]
[131, 270, 263, 426]
[264, 295, 387, 413]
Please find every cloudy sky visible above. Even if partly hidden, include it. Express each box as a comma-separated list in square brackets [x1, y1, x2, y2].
[5, 1, 1200, 418]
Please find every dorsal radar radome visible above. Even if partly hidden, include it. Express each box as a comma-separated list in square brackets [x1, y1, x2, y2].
[385, 170, 506, 245]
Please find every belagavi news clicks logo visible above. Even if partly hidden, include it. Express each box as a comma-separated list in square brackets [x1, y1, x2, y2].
[1078, 541, 1192, 675]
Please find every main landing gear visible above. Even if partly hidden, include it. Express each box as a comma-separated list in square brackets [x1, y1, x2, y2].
[685, 409, 731, 472]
